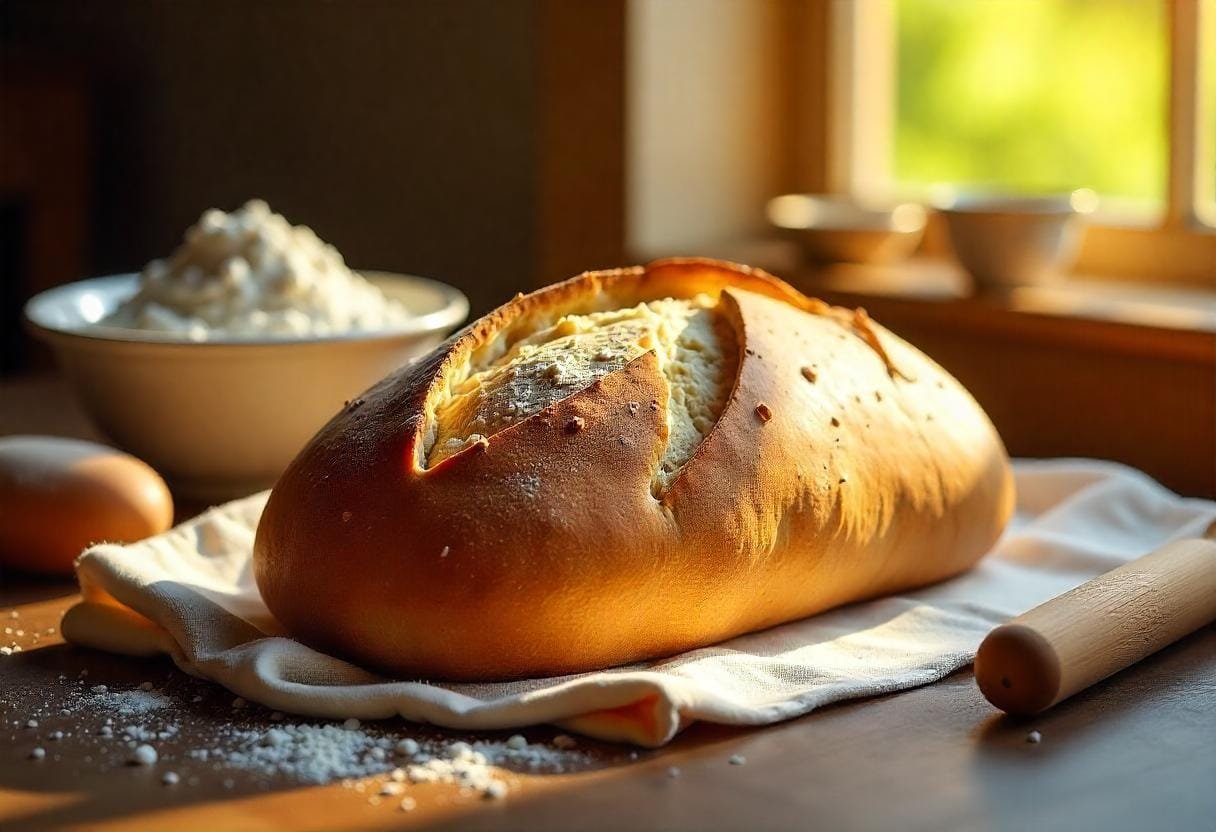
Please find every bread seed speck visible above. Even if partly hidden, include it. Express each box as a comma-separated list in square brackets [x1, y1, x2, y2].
[162, 771, 180, 786]
[801, 367, 817, 383]
[439, 545, 451, 558]
[830, 417, 840, 427]
[29, 747, 46, 760]
[667, 766, 681, 778]
[399, 796, 417, 812]
[627, 401, 640, 415]
[755, 403, 773, 423]
[1027, 730, 1042, 744]
[565, 416, 585, 433]
[341, 511, 352, 523]
[729, 754, 747, 766]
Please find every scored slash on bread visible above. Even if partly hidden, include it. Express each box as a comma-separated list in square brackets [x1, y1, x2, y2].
[253, 258, 1013, 681]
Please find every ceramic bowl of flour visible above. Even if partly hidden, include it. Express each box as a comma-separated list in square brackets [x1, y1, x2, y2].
[25, 272, 468, 500]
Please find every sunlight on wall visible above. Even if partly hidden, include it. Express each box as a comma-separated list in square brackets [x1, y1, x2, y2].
[627, 0, 786, 254]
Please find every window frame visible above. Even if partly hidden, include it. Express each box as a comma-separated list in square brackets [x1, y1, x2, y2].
[809, 0, 1216, 285]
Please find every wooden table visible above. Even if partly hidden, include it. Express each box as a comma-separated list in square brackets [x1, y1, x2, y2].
[2, 376, 1215, 831]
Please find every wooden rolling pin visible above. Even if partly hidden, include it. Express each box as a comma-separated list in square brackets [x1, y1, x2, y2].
[975, 524, 1216, 715]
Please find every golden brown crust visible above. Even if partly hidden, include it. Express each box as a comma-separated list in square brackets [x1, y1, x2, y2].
[253, 258, 1014, 680]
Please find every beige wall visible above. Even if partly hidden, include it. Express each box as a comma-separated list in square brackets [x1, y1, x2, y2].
[627, 0, 791, 257]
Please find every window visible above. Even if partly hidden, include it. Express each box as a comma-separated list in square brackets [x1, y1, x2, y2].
[896, 0, 1166, 214]
[822, 0, 1216, 283]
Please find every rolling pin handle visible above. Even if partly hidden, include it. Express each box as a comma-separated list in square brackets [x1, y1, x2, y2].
[975, 536, 1216, 716]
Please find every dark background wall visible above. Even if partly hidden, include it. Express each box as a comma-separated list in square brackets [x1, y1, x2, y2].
[2, 0, 625, 330]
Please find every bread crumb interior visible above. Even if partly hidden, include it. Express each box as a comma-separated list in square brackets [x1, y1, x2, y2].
[426, 294, 737, 491]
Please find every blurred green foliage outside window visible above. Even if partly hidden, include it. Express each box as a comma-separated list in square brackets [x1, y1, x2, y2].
[895, 0, 1168, 211]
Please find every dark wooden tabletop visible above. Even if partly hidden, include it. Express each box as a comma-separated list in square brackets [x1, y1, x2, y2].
[2, 376, 1215, 831]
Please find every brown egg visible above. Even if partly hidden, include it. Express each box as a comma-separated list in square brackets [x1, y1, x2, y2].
[0, 436, 174, 575]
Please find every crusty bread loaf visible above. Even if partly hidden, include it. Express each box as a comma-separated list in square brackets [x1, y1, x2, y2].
[253, 258, 1014, 680]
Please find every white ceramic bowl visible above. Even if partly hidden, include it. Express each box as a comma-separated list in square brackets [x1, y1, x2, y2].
[767, 194, 927, 265]
[25, 272, 468, 501]
[936, 192, 1095, 289]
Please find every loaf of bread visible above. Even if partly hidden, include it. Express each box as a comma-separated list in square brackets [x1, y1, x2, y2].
[253, 259, 1013, 680]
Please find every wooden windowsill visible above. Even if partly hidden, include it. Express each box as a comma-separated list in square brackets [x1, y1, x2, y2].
[790, 257, 1216, 365]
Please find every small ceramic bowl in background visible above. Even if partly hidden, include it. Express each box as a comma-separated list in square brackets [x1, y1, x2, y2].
[766, 194, 928, 265]
[936, 190, 1097, 289]
[25, 272, 468, 501]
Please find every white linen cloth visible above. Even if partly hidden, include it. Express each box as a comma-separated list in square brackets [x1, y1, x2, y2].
[63, 459, 1216, 747]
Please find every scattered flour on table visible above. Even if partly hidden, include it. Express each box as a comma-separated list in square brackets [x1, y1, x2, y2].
[3, 675, 593, 806]
[79, 688, 174, 716]
[197, 725, 582, 797]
